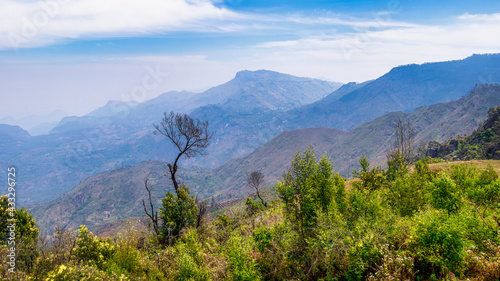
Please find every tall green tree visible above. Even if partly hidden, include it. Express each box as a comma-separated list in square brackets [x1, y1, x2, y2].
[277, 146, 343, 278]
[146, 111, 213, 242]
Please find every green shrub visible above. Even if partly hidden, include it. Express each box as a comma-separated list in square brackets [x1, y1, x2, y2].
[160, 184, 198, 242]
[387, 174, 426, 217]
[449, 164, 478, 190]
[175, 243, 210, 281]
[429, 176, 462, 214]
[73, 225, 116, 269]
[174, 228, 211, 281]
[226, 235, 261, 281]
[410, 210, 466, 277]
[108, 246, 139, 275]
[45, 264, 128, 281]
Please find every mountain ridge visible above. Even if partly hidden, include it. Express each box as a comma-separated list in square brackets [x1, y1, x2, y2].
[30, 84, 500, 233]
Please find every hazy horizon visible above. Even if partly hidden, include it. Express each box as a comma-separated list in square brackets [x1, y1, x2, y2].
[1, 0, 500, 119]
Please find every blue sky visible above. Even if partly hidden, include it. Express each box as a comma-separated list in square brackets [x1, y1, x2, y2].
[1, 0, 500, 120]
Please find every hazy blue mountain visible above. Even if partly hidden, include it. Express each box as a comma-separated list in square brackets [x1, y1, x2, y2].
[87, 100, 139, 118]
[322, 81, 372, 102]
[0, 124, 31, 152]
[30, 84, 500, 233]
[209, 83, 500, 199]
[1, 70, 339, 206]
[0, 110, 68, 135]
[289, 54, 500, 130]
[187, 54, 500, 167]
[185, 70, 343, 166]
[201, 70, 342, 111]
[5, 54, 500, 208]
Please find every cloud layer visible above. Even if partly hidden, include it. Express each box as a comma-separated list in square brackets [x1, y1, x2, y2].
[2, 1, 500, 119]
[0, 0, 238, 49]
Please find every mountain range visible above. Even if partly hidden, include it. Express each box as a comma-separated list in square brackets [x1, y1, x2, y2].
[2, 54, 500, 210]
[31, 83, 500, 233]
[0, 70, 339, 205]
[0, 110, 68, 136]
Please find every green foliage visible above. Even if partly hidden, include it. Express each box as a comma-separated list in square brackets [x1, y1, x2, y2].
[410, 210, 466, 277]
[108, 246, 139, 275]
[386, 173, 426, 217]
[73, 225, 116, 269]
[386, 150, 410, 181]
[245, 197, 263, 218]
[160, 184, 198, 241]
[7, 152, 500, 281]
[253, 227, 272, 253]
[449, 163, 478, 189]
[352, 155, 385, 192]
[225, 235, 261, 281]
[0, 195, 39, 274]
[277, 147, 340, 235]
[45, 264, 125, 281]
[277, 146, 345, 278]
[429, 176, 462, 214]
[385, 161, 436, 218]
[479, 164, 499, 183]
[172, 229, 211, 281]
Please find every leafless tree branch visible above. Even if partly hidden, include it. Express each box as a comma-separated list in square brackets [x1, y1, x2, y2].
[153, 111, 214, 194]
[247, 171, 267, 207]
[142, 173, 159, 235]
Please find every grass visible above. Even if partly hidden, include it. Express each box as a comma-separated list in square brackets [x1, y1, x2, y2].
[428, 159, 500, 175]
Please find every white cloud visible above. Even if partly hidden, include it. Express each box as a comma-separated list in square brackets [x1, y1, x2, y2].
[254, 13, 500, 82]
[285, 14, 416, 28]
[0, 0, 240, 49]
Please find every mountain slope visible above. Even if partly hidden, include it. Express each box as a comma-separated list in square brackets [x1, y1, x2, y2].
[7, 54, 500, 207]
[191, 54, 500, 167]
[30, 161, 217, 233]
[2, 70, 338, 206]
[31, 84, 500, 233]
[210, 83, 500, 198]
[290, 54, 500, 130]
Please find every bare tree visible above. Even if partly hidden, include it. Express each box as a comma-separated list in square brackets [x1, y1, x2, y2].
[416, 140, 428, 160]
[386, 117, 415, 178]
[395, 118, 415, 161]
[142, 173, 159, 235]
[153, 111, 214, 193]
[195, 198, 208, 230]
[247, 171, 267, 207]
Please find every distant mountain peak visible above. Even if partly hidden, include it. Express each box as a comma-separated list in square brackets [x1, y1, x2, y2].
[0, 124, 31, 139]
[234, 69, 285, 80]
[86, 100, 139, 118]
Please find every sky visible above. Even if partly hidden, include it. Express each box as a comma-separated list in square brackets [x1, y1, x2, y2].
[1, 0, 500, 119]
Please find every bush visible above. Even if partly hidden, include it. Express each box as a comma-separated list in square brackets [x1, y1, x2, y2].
[410, 210, 466, 277]
[45, 264, 128, 281]
[160, 184, 198, 242]
[73, 225, 116, 269]
[225, 235, 261, 281]
[173, 228, 211, 280]
[429, 176, 462, 214]
[386, 173, 426, 217]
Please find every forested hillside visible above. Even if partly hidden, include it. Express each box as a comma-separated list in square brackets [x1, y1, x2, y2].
[424, 87, 500, 161]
